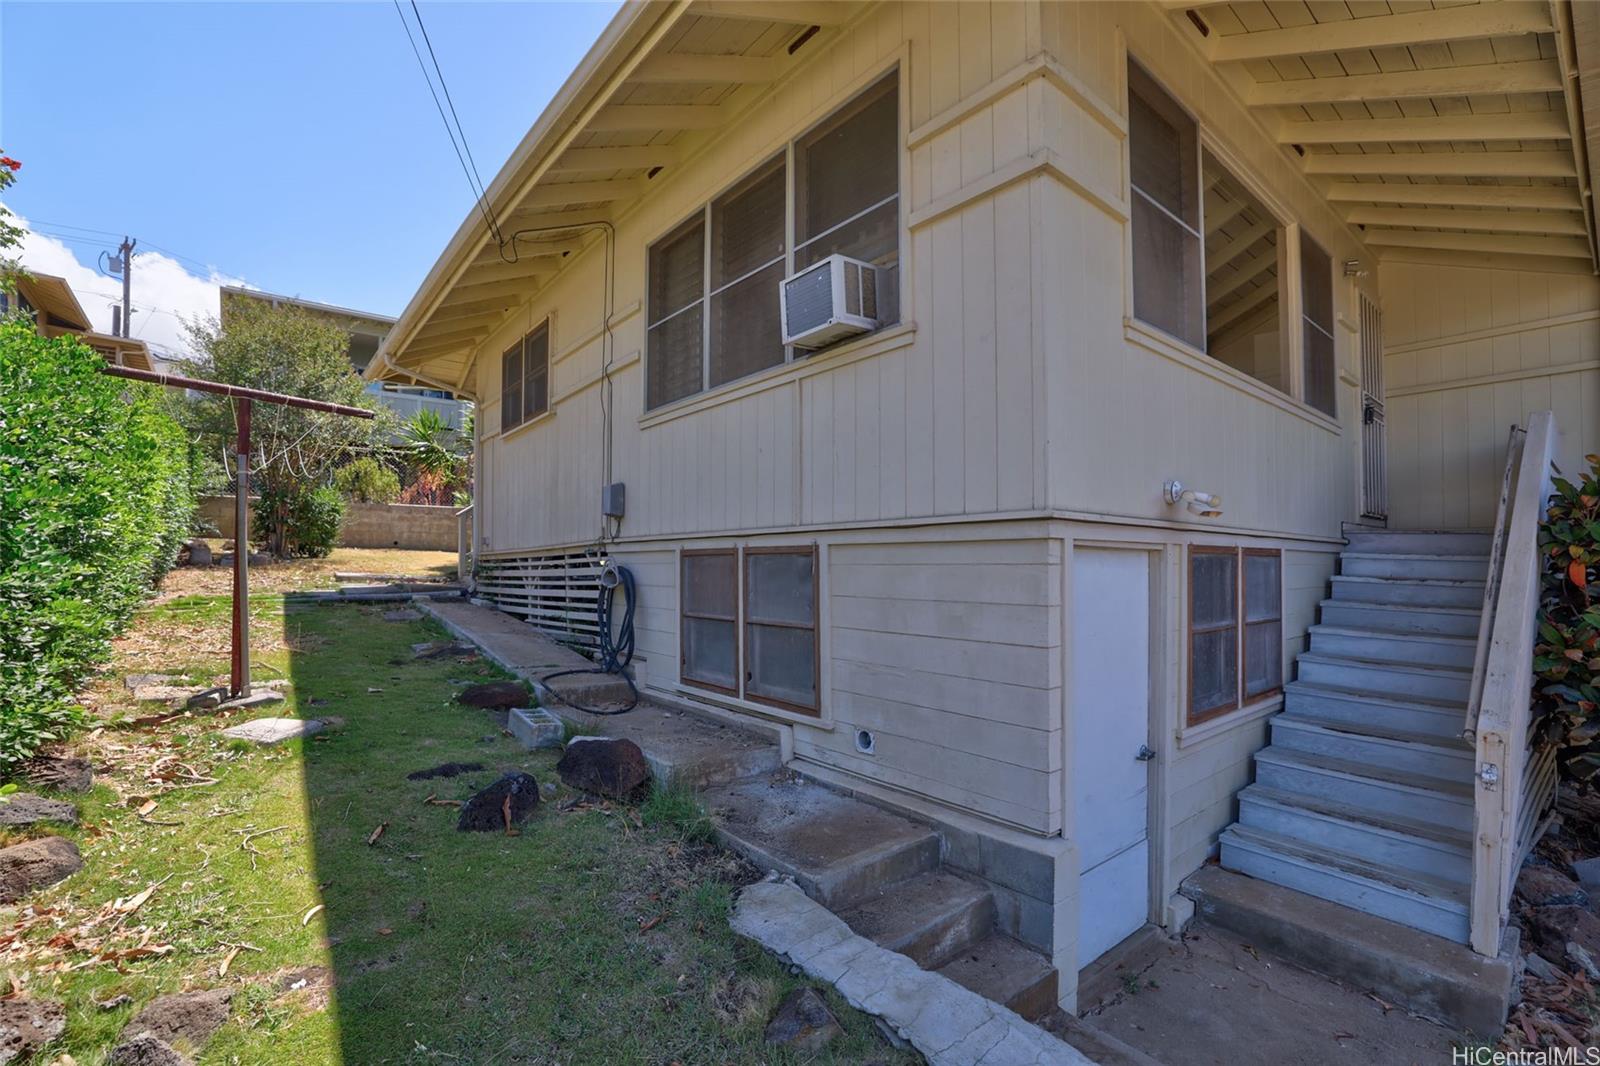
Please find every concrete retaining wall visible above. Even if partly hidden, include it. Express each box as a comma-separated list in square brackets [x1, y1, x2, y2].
[198, 495, 458, 551]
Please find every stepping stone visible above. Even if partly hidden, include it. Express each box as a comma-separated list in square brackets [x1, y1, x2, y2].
[0, 997, 66, 1063]
[131, 684, 205, 705]
[216, 691, 285, 711]
[0, 794, 77, 828]
[509, 707, 563, 750]
[221, 718, 325, 746]
[384, 608, 423, 622]
[0, 837, 82, 902]
[124, 673, 181, 692]
[22, 755, 92, 793]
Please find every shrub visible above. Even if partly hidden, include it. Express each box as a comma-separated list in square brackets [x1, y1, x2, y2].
[1535, 455, 1600, 784]
[0, 322, 196, 768]
[333, 457, 400, 503]
[252, 481, 344, 558]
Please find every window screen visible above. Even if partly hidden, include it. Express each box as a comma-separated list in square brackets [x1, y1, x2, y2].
[710, 159, 787, 387]
[500, 341, 523, 433]
[648, 217, 706, 410]
[744, 549, 818, 712]
[499, 323, 550, 432]
[1301, 235, 1336, 418]
[795, 74, 900, 327]
[682, 551, 738, 692]
[1129, 61, 1202, 350]
[1203, 153, 1285, 394]
[1189, 549, 1238, 722]
[1243, 550, 1283, 700]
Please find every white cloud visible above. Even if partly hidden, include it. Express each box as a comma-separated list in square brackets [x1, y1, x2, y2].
[4, 205, 250, 360]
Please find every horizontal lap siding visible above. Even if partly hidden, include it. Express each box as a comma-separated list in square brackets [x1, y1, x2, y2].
[798, 537, 1063, 834]
[1383, 262, 1600, 530]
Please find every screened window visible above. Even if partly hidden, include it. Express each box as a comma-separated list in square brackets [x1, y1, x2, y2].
[680, 545, 819, 714]
[646, 73, 900, 410]
[499, 321, 550, 433]
[1129, 61, 1203, 350]
[1188, 546, 1282, 724]
[1203, 153, 1285, 394]
[1301, 235, 1336, 418]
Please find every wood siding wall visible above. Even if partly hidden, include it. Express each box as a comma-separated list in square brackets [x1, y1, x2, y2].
[1383, 262, 1600, 530]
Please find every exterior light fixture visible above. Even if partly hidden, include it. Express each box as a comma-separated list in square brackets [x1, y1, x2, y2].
[1164, 479, 1224, 518]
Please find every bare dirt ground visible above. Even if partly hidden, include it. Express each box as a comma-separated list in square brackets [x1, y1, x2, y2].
[156, 545, 457, 600]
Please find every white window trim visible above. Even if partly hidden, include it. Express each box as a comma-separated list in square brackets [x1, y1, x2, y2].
[644, 70, 903, 414]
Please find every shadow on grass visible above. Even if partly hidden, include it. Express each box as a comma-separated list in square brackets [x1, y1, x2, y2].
[287, 600, 918, 1064]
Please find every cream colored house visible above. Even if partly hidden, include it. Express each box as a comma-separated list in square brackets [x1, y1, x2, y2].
[372, 0, 1600, 1023]
[5, 270, 156, 370]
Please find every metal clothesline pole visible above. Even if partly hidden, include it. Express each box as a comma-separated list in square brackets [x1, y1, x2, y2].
[101, 363, 375, 698]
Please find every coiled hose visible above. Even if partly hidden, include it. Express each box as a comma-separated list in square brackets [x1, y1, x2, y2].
[540, 563, 639, 714]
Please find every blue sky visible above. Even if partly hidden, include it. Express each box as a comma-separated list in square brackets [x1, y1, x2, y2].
[0, 1, 619, 351]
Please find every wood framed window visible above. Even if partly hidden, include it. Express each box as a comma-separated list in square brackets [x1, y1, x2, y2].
[645, 71, 900, 411]
[1300, 234, 1336, 418]
[499, 320, 549, 433]
[681, 550, 738, 694]
[744, 547, 819, 714]
[679, 545, 819, 715]
[1188, 546, 1282, 725]
[1129, 60, 1203, 350]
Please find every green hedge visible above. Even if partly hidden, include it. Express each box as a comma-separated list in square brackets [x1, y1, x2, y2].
[0, 321, 198, 768]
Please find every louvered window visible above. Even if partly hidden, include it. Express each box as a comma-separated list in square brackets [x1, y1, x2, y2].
[500, 320, 549, 433]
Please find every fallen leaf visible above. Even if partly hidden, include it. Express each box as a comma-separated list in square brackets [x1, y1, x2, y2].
[218, 946, 240, 977]
[638, 915, 664, 933]
[366, 822, 388, 846]
[135, 801, 157, 818]
[301, 904, 325, 927]
[377, 927, 393, 936]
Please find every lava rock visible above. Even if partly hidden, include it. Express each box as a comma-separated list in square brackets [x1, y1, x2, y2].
[1527, 904, 1600, 967]
[457, 772, 541, 832]
[556, 737, 651, 800]
[122, 988, 232, 1050]
[21, 754, 93, 793]
[0, 836, 82, 902]
[1524, 950, 1563, 982]
[1572, 856, 1600, 897]
[0, 794, 77, 829]
[184, 540, 213, 567]
[406, 762, 485, 781]
[0, 997, 65, 1064]
[455, 681, 531, 710]
[108, 1035, 188, 1066]
[1517, 865, 1589, 908]
[763, 988, 842, 1053]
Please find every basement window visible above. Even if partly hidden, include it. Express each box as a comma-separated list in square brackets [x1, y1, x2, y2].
[680, 545, 819, 715]
[645, 71, 900, 411]
[1188, 546, 1282, 725]
[499, 320, 549, 433]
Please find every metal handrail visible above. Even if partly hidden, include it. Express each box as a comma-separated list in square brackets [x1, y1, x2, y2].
[1463, 425, 1525, 742]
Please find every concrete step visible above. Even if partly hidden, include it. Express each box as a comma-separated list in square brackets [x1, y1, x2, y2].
[1283, 681, 1464, 739]
[1316, 599, 1481, 638]
[1340, 552, 1489, 582]
[1236, 784, 1472, 884]
[1329, 574, 1485, 609]
[1342, 529, 1492, 557]
[1307, 625, 1477, 669]
[1253, 747, 1474, 831]
[933, 933, 1059, 1022]
[1296, 653, 1471, 703]
[838, 870, 995, 969]
[1270, 713, 1473, 780]
[1219, 824, 1469, 943]
[1181, 865, 1514, 1037]
[703, 775, 940, 911]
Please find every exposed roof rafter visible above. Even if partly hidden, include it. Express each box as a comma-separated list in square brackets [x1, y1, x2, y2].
[1209, 2, 1552, 64]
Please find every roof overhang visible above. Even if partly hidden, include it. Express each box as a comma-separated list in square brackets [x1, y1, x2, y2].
[20, 272, 91, 332]
[370, 0, 864, 396]
[81, 332, 154, 372]
[1167, 0, 1599, 278]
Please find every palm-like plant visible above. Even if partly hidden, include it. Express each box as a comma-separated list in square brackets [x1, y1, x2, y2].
[400, 409, 463, 479]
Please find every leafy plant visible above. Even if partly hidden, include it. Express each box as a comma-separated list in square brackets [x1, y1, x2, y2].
[400, 409, 464, 478]
[0, 151, 23, 295]
[0, 322, 196, 768]
[252, 482, 344, 558]
[333, 457, 400, 503]
[1533, 454, 1600, 783]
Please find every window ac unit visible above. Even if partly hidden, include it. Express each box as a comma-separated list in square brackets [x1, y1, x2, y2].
[780, 254, 879, 350]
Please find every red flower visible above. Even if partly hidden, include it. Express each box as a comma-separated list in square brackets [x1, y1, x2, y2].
[0, 156, 20, 172]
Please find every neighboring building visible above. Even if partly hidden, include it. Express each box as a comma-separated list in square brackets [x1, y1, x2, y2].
[4, 270, 155, 370]
[221, 285, 471, 429]
[371, 0, 1600, 1022]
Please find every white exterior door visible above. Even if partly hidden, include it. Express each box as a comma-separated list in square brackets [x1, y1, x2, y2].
[1071, 548, 1152, 969]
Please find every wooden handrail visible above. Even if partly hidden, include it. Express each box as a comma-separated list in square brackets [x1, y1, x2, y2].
[1468, 410, 1558, 956]
[1464, 425, 1524, 743]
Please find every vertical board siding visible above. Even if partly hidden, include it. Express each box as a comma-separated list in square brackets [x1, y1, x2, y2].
[1384, 262, 1600, 530]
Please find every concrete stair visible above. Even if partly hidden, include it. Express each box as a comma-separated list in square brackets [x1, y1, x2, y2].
[1217, 528, 1485, 945]
[703, 774, 1059, 1019]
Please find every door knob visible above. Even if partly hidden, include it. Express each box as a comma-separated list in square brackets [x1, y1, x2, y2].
[1136, 744, 1156, 762]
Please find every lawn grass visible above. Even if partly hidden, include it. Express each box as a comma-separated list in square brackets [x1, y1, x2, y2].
[6, 578, 919, 1064]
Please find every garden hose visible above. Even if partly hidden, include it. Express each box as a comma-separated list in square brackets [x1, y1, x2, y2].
[540, 562, 638, 715]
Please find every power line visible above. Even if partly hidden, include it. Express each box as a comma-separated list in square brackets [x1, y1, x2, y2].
[391, 0, 501, 245]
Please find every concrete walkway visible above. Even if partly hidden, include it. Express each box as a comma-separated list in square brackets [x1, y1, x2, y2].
[732, 878, 1091, 1066]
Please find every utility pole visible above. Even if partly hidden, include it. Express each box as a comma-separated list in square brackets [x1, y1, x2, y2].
[118, 236, 135, 337]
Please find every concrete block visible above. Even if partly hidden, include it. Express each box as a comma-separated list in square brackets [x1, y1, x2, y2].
[1163, 891, 1196, 933]
[222, 718, 325, 745]
[508, 707, 564, 750]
